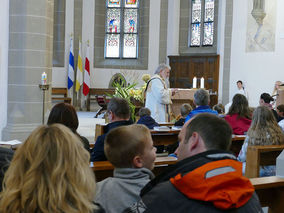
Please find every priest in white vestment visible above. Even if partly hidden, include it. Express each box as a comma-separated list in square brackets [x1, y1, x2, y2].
[145, 64, 176, 122]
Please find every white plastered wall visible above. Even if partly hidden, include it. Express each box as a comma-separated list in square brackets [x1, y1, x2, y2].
[229, 0, 284, 107]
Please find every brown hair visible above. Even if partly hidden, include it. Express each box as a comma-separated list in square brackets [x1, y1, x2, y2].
[47, 103, 79, 133]
[105, 124, 150, 168]
[180, 103, 192, 117]
[0, 124, 97, 213]
[213, 103, 225, 114]
[277, 104, 284, 113]
[247, 106, 284, 146]
[139, 107, 151, 117]
[228, 94, 251, 119]
[185, 113, 232, 151]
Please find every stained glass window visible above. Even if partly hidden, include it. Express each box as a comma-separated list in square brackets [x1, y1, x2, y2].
[192, 0, 201, 23]
[105, 0, 139, 58]
[189, 0, 215, 47]
[107, 9, 121, 33]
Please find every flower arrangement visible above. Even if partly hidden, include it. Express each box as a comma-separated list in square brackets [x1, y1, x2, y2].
[108, 73, 150, 121]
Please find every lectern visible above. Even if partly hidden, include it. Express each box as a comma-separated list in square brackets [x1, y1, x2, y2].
[171, 89, 197, 117]
[276, 89, 284, 107]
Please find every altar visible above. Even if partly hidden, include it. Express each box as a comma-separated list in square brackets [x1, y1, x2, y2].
[171, 88, 197, 117]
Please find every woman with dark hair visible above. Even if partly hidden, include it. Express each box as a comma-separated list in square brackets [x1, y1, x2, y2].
[259, 92, 279, 121]
[47, 103, 90, 152]
[224, 94, 252, 135]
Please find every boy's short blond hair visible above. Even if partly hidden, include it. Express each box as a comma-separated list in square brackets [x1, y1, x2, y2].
[105, 124, 150, 168]
[180, 103, 192, 117]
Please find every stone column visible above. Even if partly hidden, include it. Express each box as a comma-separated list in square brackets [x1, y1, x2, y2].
[2, 0, 54, 141]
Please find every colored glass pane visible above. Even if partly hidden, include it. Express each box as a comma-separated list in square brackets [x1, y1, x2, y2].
[191, 23, 200, 46]
[124, 9, 138, 33]
[107, 0, 120, 7]
[191, 0, 201, 23]
[204, 0, 214, 22]
[106, 34, 120, 58]
[123, 34, 137, 58]
[203, 22, 214, 45]
[125, 0, 138, 8]
[106, 9, 121, 33]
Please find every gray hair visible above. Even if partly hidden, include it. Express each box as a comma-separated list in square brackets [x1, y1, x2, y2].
[154, 63, 171, 75]
[194, 89, 209, 106]
[107, 97, 130, 119]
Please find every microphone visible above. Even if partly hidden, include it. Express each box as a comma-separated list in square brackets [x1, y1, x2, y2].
[272, 94, 279, 98]
[280, 84, 284, 86]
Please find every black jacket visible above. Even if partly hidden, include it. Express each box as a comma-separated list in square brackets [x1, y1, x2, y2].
[0, 147, 14, 191]
[124, 150, 263, 213]
[137, 115, 159, 129]
[90, 120, 133, 161]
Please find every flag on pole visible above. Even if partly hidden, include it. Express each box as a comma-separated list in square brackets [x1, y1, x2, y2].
[83, 44, 90, 96]
[68, 38, 74, 90]
[75, 40, 83, 92]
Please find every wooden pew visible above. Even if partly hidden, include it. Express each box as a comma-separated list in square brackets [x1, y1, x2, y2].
[51, 87, 71, 104]
[250, 176, 284, 213]
[87, 88, 115, 111]
[94, 123, 180, 147]
[245, 145, 284, 178]
[230, 135, 246, 156]
[150, 129, 180, 146]
[95, 123, 107, 141]
[92, 156, 177, 181]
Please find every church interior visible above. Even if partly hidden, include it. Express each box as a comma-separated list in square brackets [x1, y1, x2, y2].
[0, 0, 284, 212]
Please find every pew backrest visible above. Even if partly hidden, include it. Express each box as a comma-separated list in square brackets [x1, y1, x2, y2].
[245, 145, 284, 178]
[51, 87, 71, 104]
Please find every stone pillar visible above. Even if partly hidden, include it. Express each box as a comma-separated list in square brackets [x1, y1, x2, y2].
[2, 0, 54, 141]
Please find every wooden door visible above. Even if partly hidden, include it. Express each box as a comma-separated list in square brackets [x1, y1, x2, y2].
[168, 55, 219, 106]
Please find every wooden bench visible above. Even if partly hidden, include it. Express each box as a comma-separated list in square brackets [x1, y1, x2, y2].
[250, 176, 284, 212]
[150, 129, 180, 146]
[91, 156, 178, 181]
[93, 124, 180, 146]
[230, 135, 246, 156]
[245, 145, 284, 178]
[87, 88, 115, 111]
[51, 87, 71, 104]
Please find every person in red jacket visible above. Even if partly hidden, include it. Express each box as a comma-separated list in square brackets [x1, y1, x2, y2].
[224, 94, 252, 135]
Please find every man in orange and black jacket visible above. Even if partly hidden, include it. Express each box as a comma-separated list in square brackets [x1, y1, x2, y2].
[124, 113, 263, 213]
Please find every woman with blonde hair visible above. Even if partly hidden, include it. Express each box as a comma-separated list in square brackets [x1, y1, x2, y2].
[0, 124, 103, 213]
[238, 106, 284, 176]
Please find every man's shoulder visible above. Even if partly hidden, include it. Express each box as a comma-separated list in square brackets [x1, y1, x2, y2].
[127, 152, 262, 213]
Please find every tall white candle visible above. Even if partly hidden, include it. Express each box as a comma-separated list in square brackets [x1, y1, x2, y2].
[200, 77, 204, 88]
[193, 77, 197, 88]
[41, 72, 47, 85]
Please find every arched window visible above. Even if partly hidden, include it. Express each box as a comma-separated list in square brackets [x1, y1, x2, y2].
[105, 0, 139, 59]
[190, 0, 215, 47]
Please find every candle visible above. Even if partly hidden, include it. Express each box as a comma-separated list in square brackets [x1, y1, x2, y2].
[200, 77, 204, 88]
[193, 77, 197, 88]
[41, 72, 47, 85]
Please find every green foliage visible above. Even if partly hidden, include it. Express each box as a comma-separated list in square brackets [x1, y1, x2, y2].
[107, 79, 137, 122]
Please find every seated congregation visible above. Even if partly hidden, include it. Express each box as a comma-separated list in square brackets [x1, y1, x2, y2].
[0, 86, 283, 212]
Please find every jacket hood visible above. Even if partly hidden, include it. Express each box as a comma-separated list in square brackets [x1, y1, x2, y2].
[170, 159, 254, 210]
